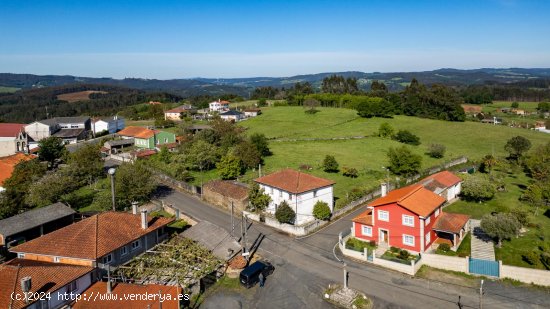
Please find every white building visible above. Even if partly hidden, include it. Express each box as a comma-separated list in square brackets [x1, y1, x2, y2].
[219, 110, 244, 122]
[419, 170, 462, 202]
[255, 169, 335, 225]
[91, 116, 125, 135]
[25, 116, 91, 144]
[209, 100, 230, 112]
[244, 108, 261, 117]
[0, 123, 29, 157]
[25, 119, 59, 142]
[164, 104, 195, 121]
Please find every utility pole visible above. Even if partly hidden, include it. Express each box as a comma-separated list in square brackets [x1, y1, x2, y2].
[243, 214, 248, 260]
[258, 164, 262, 177]
[230, 202, 234, 238]
[479, 279, 484, 309]
[343, 262, 348, 289]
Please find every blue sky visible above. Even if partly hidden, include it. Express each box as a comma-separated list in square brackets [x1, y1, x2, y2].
[1, 0, 549, 78]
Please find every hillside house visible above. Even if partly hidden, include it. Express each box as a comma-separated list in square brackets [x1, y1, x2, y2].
[255, 169, 335, 225]
[0, 123, 30, 157]
[209, 100, 230, 112]
[10, 211, 173, 272]
[220, 110, 244, 122]
[244, 108, 262, 117]
[0, 153, 35, 192]
[418, 171, 462, 202]
[0, 202, 75, 258]
[352, 184, 469, 253]
[0, 259, 94, 309]
[164, 104, 195, 121]
[116, 126, 176, 149]
[91, 116, 125, 135]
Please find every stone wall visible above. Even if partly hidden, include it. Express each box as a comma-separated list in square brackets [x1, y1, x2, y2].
[202, 187, 248, 214]
[501, 264, 550, 286]
[420, 253, 469, 273]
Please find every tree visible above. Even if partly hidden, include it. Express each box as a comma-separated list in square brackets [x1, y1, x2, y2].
[313, 201, 331, 220]
[427, 144, 446, 158]
[0, 159, 47, 218]
[387, 146, 422, 176]
[66, 144, 104, 185]
[183, 140, 220, 171]
[504, 136, 531, 161]
[233, 141, 261, 169]
[250, 133, 271, 156]
[461, 174, 496, 201]
[26, 172, 77, 207]
[537, 102, 550, 112]
[342, 167, 358, 178]
[38, 136, 66, 168]
[275, 201, 295, 224]
[158, 145, 171, 164]
[323, 155, 339, 173]
[303, 98, 320, 114]
[393, 130, 421, 145]
[216, 155, 244, 180]
[115, 162, 156, 209]
[522, 181, 550, 213]
[511, 102, 519, 108]
[378, 123, 394, 138]
[524, 142, 550, 182]
[479, 154, 498, 173]
[248, 183, 271, 211]
[480, 213, 521, 247]
[257, 98, 268, 107]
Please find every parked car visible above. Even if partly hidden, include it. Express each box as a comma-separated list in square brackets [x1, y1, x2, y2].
[239, 260, 274, 288]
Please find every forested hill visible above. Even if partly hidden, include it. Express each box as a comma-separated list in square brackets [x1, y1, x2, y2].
[0, 84, 182, 123]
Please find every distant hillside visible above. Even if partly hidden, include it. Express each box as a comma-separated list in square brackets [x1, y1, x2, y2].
[0, 84, 182, 123]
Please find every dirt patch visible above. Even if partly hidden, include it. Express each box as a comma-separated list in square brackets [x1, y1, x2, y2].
[57, 90, 107, 102]
[416, 266, 479, 288]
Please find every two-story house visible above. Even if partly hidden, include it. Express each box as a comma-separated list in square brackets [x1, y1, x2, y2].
[164, 104, 195, 121]
[10, 211, 173, 273]
[116, 126, 176, 150]
[0, 258, 94, 309]
[352, 183, 470, 253]
[25, 116, 91, 145]
[25, 119, 60, 142]
[91, 116, 125, 135]
[0, 123, 30, 157]
[219, 110, 244, 122]
[255, 169, 335, 225]
[418, 171, 462, 202]
[209, 100, 230, 112]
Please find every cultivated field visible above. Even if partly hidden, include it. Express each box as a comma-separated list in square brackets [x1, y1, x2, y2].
[57, 90, 107, 102]
[0, 86, 20, 93]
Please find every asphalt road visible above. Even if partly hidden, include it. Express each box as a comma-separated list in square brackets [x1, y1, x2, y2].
[158, 185, 550, 309]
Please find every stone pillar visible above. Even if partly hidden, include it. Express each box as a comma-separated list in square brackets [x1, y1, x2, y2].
[464, 256, 470, 274]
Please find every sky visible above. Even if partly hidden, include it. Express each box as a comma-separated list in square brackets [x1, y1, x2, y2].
[0, 0, 549, 79]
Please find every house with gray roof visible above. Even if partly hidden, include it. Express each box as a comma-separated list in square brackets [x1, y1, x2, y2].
[25, 116, 91, 144]
[0, 202, 75, 259]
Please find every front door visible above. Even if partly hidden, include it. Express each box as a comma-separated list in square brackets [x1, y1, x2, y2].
[379, 229, 389, 245]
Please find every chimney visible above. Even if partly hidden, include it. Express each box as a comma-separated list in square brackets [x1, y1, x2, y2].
[21, 277, 31, 303]
[381, 183, 388, 197]
[107, 279, 112, 294]
[132, 201, 138, 215]
[141, 209, 148, 230]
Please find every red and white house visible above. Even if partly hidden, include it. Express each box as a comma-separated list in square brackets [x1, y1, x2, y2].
[352, 183, 469, 253]
[419, 170, 462, 202]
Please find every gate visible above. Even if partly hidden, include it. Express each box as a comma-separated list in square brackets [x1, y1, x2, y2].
[469, 258, 499, 277]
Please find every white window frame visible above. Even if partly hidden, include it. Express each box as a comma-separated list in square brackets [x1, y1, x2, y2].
[425, 232, 431, 244]
[435, 208, 440, 217]
[402, 215, 414, 227]
[17, 253, 25, 258]
[378, 210, 389, 222]
[103, 254, 113, 264]
[425, 216, 431, 226]
[279, 190, 282, 198]
[131, 240, 141, 251]
[120, 246, 128, 256]
[362, 226, 372, 236]
[54, 256, 61, 263]
[67, 281, 77, 293]
[402, 234, 415, 246]
[270, 187, 273, 194]
[289, 193, 293, 201]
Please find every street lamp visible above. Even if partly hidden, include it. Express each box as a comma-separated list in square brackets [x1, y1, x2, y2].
[108, 167, 116, 211]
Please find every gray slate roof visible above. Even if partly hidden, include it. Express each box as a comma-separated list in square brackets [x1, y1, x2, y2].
[220, 110, 243, 116]
[0, 202, 75, 237]
[53, 128, 85, 138]
[54, 116, 90, 124]
[105, 138, 134, 147]
[180, 221, 240, 260]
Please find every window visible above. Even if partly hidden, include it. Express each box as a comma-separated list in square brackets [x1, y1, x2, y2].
[425, 216, 431, 226]
[17, 253, 25, 258]
[131, 240, 141, 250]
[54, 256, 61, 263]
[403, 234, 415, 246]
[102, 254, 113, 264]
[279, 190, 282, 197]
[270, 187, 273, 194]
[39, 300, 50, 309]
[164, 138, 168, 143]
[120, 246, 128, 256]
[362, 226, 372, 236]
[378, 210, 389, 222]
[402, 215, 414, 227]
[67, 281, 77, 293]
[289, 194, 293, 201]
[435, 208, 440, 217]
[425, 232, 431, 244]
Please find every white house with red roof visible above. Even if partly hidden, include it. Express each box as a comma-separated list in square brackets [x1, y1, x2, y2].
[419, 170, 462, 202]
[255, 169, 335, 225]
[209, 99, 230, 112]
[0, 123, 29, 157]
[352, 181, 469, 253]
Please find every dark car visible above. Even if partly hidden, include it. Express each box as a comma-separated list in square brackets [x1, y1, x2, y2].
[239, 260, 274, 288]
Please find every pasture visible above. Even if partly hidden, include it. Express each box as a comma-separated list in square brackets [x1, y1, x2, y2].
[0, 86, 20, 93]
[57, 90, 107, 102]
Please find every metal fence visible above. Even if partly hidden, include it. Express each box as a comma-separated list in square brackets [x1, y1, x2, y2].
[469, 257, 500, 277]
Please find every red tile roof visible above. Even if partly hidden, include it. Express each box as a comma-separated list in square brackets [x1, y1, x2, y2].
[433, 212, 470, 234]
[0, 123, 26, 137]
[204, 180, 249, 200]
[352, 209, 373, 226]
[134, 149, 157, 158]
[0, 153, 35, 186]
[421, 171, 462, 188]
[0, 259, 93, 309]
[368, 184, 445, 217]
[117, 126, 156, 139]
[255, 169, 335, 194]
[11, 212, 173, 260]
[72, 282, 181, 309]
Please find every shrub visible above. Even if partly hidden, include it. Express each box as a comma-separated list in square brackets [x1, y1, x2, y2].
[509, 208, 529, 226]
[273, 101, 288, 107]
[522, 252, 541, 266]
[387, 146, 422, 176]
[438, 243, 451, 252]
[257, 98, 267, 107]
[427, 144, 446, 158]
[313, 201, 331, 221]
[342, 167, 358, 178]
[393, 130, 421, 145]
[348, 188, 365, 201]
[275, 201, 295, 224]
[323, 155, 339, 173]
[398, 249, 410, 260]
[378, 122, 394, 138]
[461, 174, 496, 201]
[369, 240, 376, 247]
[541, 253, 550, 270]
[511, 102, 519, 108]
[390, 246, 400, 253]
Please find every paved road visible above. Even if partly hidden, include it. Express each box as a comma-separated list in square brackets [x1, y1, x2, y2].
[159, 186, 550, 308]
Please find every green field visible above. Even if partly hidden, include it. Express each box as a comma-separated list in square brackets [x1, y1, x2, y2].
[484, 101, 541, 113]
[0, 86, 20, 93]
[237, 106, 549, 203]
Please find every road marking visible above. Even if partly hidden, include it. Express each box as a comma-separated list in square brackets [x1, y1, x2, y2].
[333, 242, 342, 262]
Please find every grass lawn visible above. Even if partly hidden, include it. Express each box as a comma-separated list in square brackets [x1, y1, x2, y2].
[444, 168, 550, 269]
[126, 120, 155, 127]
[485, 101, 541, 112]
[0, 86, 20, 93]
[456, 232, 471, 257]
[345, 237, 376, 252]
